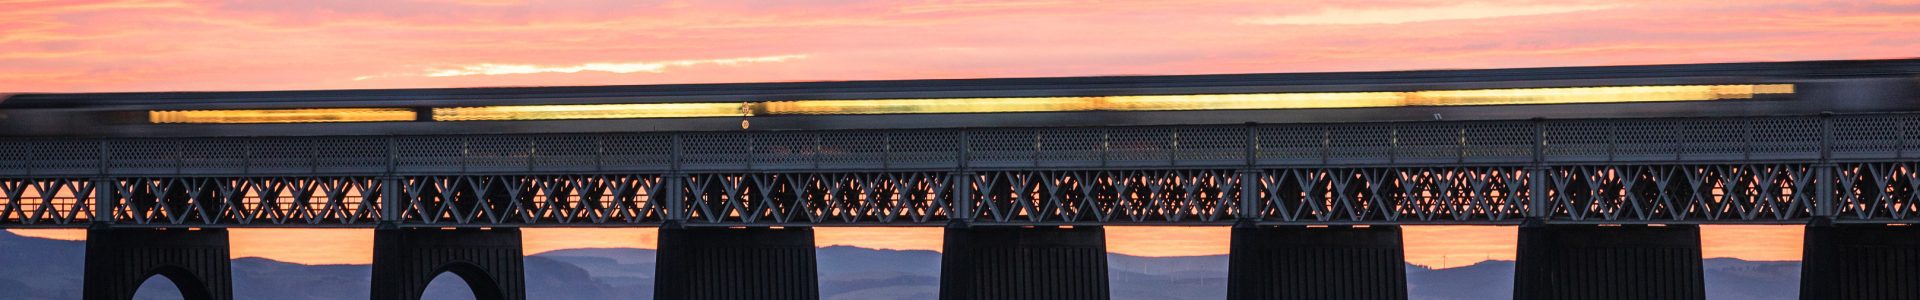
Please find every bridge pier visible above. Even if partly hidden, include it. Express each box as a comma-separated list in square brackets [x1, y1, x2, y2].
[1514, 222, 1704, 300]
[940, 224, 1110, 300]
[654, 224, 820, 300]
[1228, 224, 1407, 300]
[1801, 221, 1920, 299]
[370, 227, 524, 300]
[83, 227, 233, 300]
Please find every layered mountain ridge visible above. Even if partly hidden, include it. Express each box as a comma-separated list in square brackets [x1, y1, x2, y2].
[0, 230, 1799, 300]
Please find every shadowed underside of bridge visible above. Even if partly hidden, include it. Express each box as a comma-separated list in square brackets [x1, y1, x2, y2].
[9, 59, 1920, 299]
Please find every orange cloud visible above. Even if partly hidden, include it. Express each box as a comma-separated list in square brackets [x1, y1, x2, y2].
[354, 54, 810, 80]
[1, 0, 1913, 92]
[1237, 2, 1621, 25]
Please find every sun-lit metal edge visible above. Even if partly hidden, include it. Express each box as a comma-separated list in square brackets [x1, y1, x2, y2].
[150, 84, 1792, 123]
[149, 108, 418, 124]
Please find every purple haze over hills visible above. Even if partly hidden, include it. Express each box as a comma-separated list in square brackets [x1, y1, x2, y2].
[0, 230, 1798, 300]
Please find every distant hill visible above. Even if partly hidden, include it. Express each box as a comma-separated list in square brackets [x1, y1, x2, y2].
[0, 230, 1799, 300]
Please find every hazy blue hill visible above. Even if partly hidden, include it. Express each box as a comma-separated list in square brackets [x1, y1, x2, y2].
[231, 258, 367, 300]
[817, 246, 941, 299]
[818, 245, 941, 276]
[1704, 258, 1801, 300]
[0, 229, 1807, 300]
[1407, 260, 1514, 300]
[532, 248, 656, 298]
[0, 230, 84, 300]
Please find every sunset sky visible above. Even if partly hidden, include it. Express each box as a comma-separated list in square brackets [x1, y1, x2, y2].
[4, 0, 1916, 266]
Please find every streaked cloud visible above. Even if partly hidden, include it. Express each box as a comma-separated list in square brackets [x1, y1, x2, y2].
[3, 1, 1915, 92]
[354, 54, 810, 80]
[1238, 2, 1622, 25]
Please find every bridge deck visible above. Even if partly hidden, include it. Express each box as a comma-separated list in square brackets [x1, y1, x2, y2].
[4, 113, 1916, 227]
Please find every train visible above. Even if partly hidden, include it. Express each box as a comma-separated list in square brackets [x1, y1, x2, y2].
[3, 58, 1916, 138]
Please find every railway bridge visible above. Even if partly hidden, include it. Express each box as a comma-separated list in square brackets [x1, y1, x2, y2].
[5, 59, 1920, 299]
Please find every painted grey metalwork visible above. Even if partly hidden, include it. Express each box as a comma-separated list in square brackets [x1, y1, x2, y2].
[4, 112, 1917, 227]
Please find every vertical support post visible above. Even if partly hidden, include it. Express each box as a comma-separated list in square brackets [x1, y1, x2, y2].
[667, 133, 688, 222]
[954, 129, 974, 223]
[1241, 124, 1262, 221]
[381, 176, 403, 223]
[385, 136, 398, 174]
[952, 172, 974, 222]
[92, 177, 114, 224]
[1817, 112, 1837, 218]
[664, 173, 686, 222]
[1528, 119, 1550, 219]
[1815, 164, 1836, 218]
[1239, 170, 1261, 221]
[1527, 166, 1549, 218]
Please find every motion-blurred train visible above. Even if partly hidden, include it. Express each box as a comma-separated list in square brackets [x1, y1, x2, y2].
[2, 58, 1916, 138]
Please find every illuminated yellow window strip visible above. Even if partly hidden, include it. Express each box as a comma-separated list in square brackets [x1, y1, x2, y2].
[431, 103, 742, 121]
[429, 84, 1790, 121]
[767, 84, 1795, 115]
[150, 108, 417, 124]
[154, 84, 1792, 123]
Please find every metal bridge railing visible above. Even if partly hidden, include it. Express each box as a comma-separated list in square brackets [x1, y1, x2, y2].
[4, 113, 1917, 176]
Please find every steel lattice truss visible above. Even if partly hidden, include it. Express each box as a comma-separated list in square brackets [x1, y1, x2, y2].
[1837, 162, 1920, 220]
[1253, 167, 1532, 223]
[102, 177, 384, 226]
[398, 174, 668, 225]
[8, 113, 1920, 227]
[0, 178, 95, 226]
[1542, 164, 1817, 222]
[6, 163, 1918, 227]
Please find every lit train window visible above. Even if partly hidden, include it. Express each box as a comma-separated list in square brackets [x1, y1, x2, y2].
[147, 84, 1793, 123]
[429, 84, 1792, 121]
[431, 103, 742, 121]
[149, 108, 417, 124]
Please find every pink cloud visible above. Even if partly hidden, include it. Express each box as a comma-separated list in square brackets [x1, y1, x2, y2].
[0, 1, 1914, 91]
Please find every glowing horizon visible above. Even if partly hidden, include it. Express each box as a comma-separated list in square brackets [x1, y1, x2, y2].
[4, 225, 1803, 267]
